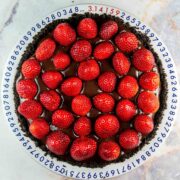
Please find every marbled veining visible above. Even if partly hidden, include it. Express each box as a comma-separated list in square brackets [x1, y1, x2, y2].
[0, 0, 179, 180]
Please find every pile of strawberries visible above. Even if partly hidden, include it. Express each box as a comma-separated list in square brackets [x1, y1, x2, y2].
[16, 17, 160, 162]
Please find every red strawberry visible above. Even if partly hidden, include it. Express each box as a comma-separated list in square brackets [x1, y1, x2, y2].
[53, 23, 76, 46]
[119, 129, 139, 150]
[18, 100, 42, 119]
[139, 72, 160, 91]
[95, 114, 120, 138]
[61, 77, 82, 96]
[70, 137, 97, 161]
[40, 90, 61, 111]
[70, 40, 92, 62]
[118, 75, 139, 99]
[16, 79, 37, 99]
[93, 41, 114, 60]
[78, 59, 100, 80]
[53, 51, 70, 70]
[72, 95, 92, 116]
[93, 93, 115, 113]
[35, 38, 56, 61]
[42, 71, 63, 89]
[115, 32, 138, 52]
[77, 18, 98, 39]
[74, 117, 91, 136]
[134, 115, 154, 135]
[98, 72, 116, 92]
[98, 141, 120, 161]
[46, 131, 70, 155]
[133, 48, 155, 72]
[112, 52, 130, 75]
[116, 99, 136, 122]
[52, 109, 74, 129]
[29, 118, 49, 139]
[137, 91, 159, 114]
[21, 59, 41, 79]
[99, 20, 118, 40]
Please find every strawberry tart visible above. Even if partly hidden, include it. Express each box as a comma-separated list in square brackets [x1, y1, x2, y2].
[14, 13, 167, 167]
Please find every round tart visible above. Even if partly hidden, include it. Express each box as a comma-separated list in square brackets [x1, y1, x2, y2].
[14, 13, 167, 167]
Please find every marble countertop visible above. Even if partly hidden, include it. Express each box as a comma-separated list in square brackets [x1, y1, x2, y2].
[0, 0, 180, 180]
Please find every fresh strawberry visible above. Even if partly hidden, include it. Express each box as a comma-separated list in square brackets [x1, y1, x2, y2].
[35, 38, 56, 61]
[53, 23, 76, 46]
[21, 59, 41, 79]
[46, 131, 70, 155]
[52, 109, 74, 129]
[70, 137, 97, 161]
[78, 59, 100, 80]
[93, 41, 114, 60]
[134, 115, 154, 135]
[98, 141, 120, 161]
[95, 114, 120, 138]
[98, 72, 116, 92]
[93, 93, 115, 113]
[77, 18, 98, 39]
[74, 117, 91, 136]
[53, 51, 70, 70]
[118, 75, 139, 99]
[133, 48, 155, 72]
[115, 32, 138, 53]
[42, 71, 63, 89]
[40, 90, 61, 111]
[61, 77, 82, 96]
[137, 91, 159, 114]
[112, 52, 130, 75]
[29, 118, 49, 139]
[18, 100, 42, 119]
[99, 20, 118, 40]
[70, 40, 92, 62]
[116, 99, 136, 122]
[119, 129, 139, 150]
[139, 72, 160, 91]
[72, 95, 92, 116]
[16, 79, 37, 99]
[98, 72, 117, 92]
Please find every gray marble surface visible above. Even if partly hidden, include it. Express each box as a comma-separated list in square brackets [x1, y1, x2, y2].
[0, 0, 180, 180]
